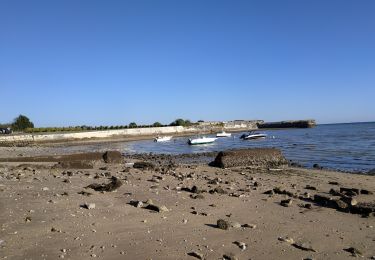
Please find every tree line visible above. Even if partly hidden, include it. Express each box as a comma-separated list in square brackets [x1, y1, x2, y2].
[1, 115, 200, 133]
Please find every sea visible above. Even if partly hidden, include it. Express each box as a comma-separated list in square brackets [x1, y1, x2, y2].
[121, 122, 375, 173]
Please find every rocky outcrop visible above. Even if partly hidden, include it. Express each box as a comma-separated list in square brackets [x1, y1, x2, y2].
[211, 148, 288, 168]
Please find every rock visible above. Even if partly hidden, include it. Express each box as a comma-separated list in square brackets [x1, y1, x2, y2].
[344, 247, 363, 257]
[209, 187, 227, 194]
[334, 199, 349, 211]
[328, 181, 339, 185]
[145, 204, 168, 213]
[135, 201, 143, 208]
[102, 151, 122, 163]
[211, 148, 288, 168]
[81, 203, 96, 209]
[223, 253, 238, 260]
[360, 189, 373, 195]
[368, 168, 375, 175]
[78, 191, 92, 196]
[242, 223, 256, 229]
[234, 241, 247, 250]
[280, 199, 293, 207]
[133, 161, 155, 170]
[314, 194, 334, 207]
[278, 236, 295, 244]
[85, 176, 122, 192]
[25, 216, 32, 222]
[217, 219, 230, 230]
[304, 203, 312, 209]
[340, 187, 360, 196]
[292, 242, 317, 252]
[187, 251, 204, 259]
[313, 164, 323, 169]
[350, 202, 375, 217]
[190, 194, 205, 199]
[305, 185, 317, 190]
[42, 187, 49, 191]
[341, 197, 358, 206]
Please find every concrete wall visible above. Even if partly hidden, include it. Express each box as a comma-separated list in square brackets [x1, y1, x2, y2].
[0, 123, 259, 145]
[0, 126, 184, 144]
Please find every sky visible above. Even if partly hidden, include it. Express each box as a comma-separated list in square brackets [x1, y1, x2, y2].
[0, 0, 374, 127]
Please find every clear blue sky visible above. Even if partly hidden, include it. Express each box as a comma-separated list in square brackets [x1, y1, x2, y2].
[1, 0, 374, 127]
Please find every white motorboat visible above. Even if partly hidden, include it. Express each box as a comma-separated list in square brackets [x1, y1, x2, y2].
[154, 136, 172, 142]
[216, 131, 231, 137]
[240, 132, 267, 140]
[188, 136, 217, 145]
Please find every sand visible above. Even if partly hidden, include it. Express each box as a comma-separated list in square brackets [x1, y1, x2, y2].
[0, 151, 374, 260]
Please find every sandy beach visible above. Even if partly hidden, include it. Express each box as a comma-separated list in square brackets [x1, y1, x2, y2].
[0, 149, 374, 260]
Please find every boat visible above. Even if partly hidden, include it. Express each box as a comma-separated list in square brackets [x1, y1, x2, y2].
[216, 131, 231, 137]
[188, 136, 217, 145]
[154, 136, 172, 142]
[240, 131, 267, 140]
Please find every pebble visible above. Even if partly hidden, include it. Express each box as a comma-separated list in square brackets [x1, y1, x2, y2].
[234, 241, 247, 250]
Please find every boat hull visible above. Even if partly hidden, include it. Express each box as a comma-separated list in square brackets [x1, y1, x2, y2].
[188, 137, 217, 145]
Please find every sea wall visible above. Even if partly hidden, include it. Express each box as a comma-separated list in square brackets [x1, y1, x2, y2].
[258, 120, 316, 129]
[0, 123, 258, 146]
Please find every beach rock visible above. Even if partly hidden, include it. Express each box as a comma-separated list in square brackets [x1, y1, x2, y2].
[133, 161, 155, 170]
[278, 236, 295, 244]
[102, 151, 122, 163]
[328, 181, 339, 185]
[187, 251, 204, 259]
[368, 168, 375, 175]
[81, 203, 95, 209]
[314, 194, 334, 207]
[211, 148, 288, 168]
[223, 253, 238, 260]
[234, 241, 247, 250]
[340, 187, 360, 196]
[344, 247, 363, 257]
[350, 202, 375, 217]
[360, 189, 373, 195]
[292, 242, 317, 252]
[280, 199, 293, 207]
[217, 219, 230, 230]
[209, 187, 227, 194]
[85, 176, 122, 192]
[145, 204, 168, 213]
[305, 185, 317, 190]
[313, 164, 322, 169]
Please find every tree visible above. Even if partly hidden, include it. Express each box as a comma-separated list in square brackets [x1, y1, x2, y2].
[12, 115, 34, 131]
[169, 118, 193, 127]
[152, 122, 162, 127]
[129, 122, 137, 128]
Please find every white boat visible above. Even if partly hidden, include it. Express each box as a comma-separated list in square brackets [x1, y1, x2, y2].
[188, 136, 217, 145]
[216, 131, 231, 137]
[154, 136, 172, 142]
[240, 132, 267, 140]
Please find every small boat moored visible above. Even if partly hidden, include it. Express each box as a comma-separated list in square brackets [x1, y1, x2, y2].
[240, 131, 267, 140]
[154, 136, 173, 142]
[216, 131, 232, 137]
[188, 136, 217, 145]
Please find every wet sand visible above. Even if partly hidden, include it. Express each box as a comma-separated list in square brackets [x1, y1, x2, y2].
[0, 152, 374, 260]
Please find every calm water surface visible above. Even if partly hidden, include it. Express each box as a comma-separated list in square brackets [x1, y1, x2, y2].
[121, 122, 375, 173]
